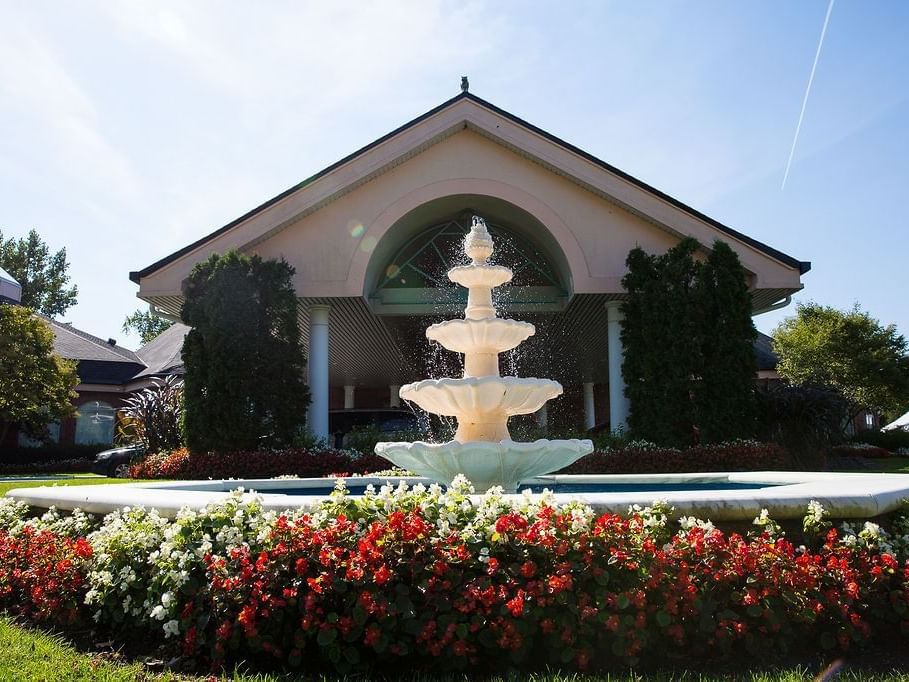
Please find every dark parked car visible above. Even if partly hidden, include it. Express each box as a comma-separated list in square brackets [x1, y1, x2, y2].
[329, 408, 420, 449]
[91, 444, 146, 478]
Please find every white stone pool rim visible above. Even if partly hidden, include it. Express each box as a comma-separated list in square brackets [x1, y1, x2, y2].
[7, 471, 909, 522]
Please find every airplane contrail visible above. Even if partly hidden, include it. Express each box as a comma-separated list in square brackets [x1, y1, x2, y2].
[781, 0, 835, 190]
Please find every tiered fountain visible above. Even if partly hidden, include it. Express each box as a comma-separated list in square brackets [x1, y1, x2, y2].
[375, 216, 593, 492]
[12, 220, 909, 519]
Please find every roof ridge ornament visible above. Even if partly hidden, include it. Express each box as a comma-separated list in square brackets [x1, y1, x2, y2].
[460, 76, 469, 93]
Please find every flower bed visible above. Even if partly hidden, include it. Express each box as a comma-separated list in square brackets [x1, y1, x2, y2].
[0, 481, 908, 674]
[559, 440, 794, 474]
[131, 441, 796, 481]
[831, 443, 892, 459]
[129, 447, 394, 480]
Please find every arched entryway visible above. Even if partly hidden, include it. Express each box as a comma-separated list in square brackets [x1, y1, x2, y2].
[300, 195, 629, 441]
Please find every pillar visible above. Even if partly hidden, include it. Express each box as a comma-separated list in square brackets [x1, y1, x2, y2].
[389, 385, 401, 408]
[583, 381, 596, 430]
[307, 305, 330, 442]
[606, 302, 630, 432]
[343, 385, 355, 409]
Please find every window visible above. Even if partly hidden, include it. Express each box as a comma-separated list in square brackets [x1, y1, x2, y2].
[74, 400, 116, 445]
[17, 421, 61, 448]
[865, 413, 875, 428]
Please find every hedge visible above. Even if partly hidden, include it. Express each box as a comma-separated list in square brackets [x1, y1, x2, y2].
[130, 441, 796, 481]
[0, 485, 907, 675]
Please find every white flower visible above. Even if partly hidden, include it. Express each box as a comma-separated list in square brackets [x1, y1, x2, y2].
[163, 620, 181, 638]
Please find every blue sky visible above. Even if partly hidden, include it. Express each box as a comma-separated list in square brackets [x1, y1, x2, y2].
[1, 1, 906, 349]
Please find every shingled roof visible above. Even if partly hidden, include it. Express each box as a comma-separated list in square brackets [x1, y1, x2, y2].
[134, 322, 189, 378]
[40, 315, 145, 385]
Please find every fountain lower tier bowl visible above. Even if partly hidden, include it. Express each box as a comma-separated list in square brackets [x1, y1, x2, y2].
[400, 376, 562, 417]
[375, 439, 594, 492]
[426, 318, 534, 354]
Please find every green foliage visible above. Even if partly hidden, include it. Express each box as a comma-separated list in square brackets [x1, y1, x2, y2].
[181, 251, 309, 452]
[850, 428, 909, 452]
[119, 376, 184, 452]
[621, 238, 758, 446]
[122, 307, 174, 344]
[0, 306, 78, 443]
[0, 229, 77, 317]
[755, 384, 849, 463]
[773, 303, 909, 419]
[696, 241, 758, 442]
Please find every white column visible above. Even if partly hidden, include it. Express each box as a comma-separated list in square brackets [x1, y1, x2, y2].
[343, 385, 355, 409]
[389, 385, 401, 408]
[606, 302, 630, 432]
[307, 305, 330, 442]
[535, 404, 548, 429]
[583, 381, 596, 430]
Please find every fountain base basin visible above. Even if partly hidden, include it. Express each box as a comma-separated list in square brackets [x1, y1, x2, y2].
[375, 438, 593, 492]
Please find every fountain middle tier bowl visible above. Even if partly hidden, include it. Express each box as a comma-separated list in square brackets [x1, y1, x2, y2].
[400, 376, 562, 417]
[447, 264, 513, 288]
[374, 439, 594, 492]
[426, 318, 534, 354]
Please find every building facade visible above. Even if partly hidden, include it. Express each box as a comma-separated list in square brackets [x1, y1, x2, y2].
[130, 91, 809, 440]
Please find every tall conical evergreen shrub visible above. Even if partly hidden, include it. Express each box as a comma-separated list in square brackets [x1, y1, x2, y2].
[181, 251, 309, 453]
[621, 238, 756, 446]
[696, 241, 758, 442]
[621, 238, 701, 446]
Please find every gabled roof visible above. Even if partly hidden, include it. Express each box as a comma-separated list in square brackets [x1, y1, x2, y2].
[0, 266, 22, 304]
[134, 322, 189, 378]
[130, 91, 810, 284]
[41, 315, 141, 364]
[37, 315, 146, 385]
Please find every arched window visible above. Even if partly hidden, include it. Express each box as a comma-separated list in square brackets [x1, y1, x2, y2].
[371, 213, 567, 315]
[74, 400, 116, 445]
[375, 215, 562, 291]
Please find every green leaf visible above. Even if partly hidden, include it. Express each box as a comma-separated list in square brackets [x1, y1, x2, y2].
[317, 627, 337, 646]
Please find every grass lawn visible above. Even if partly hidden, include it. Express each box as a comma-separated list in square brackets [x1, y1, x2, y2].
[862, 457, 909, 474]
[0, 475, 143, 498]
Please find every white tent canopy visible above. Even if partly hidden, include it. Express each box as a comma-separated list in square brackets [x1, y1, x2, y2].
[882, 411, 909, 432]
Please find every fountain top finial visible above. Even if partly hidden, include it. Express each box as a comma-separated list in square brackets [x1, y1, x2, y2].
[464, 215, 493, 264]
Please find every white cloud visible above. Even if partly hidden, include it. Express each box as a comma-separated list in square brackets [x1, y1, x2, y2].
[0, 17, 142, 202]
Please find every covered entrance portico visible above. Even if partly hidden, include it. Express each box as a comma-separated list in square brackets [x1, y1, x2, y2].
[130, 90, 808, 441]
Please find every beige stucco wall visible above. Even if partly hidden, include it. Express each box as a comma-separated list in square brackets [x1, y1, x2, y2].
[138, 111, 802, 302]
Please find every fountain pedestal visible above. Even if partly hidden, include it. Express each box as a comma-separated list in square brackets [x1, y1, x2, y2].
[376, 216, 592, 492]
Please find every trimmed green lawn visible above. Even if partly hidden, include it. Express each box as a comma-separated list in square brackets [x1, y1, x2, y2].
[0, 476, 143, 498]
[862, 457, 909, 474]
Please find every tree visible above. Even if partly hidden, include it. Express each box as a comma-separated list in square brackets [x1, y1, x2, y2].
[0, 305, 79, 444]
[181, 251, 309, 452]
[773, 303, 909, 424]
[0, 229, 78, 317]
[622, 238, 701, 446]
[621, 238, 758, 446]
[122, 308, 174, 344]
[696, 241, 758, 442]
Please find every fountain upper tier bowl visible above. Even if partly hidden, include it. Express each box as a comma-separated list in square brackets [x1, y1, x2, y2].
[399, 376, 562, 418]
[426, 318, 534, 354]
